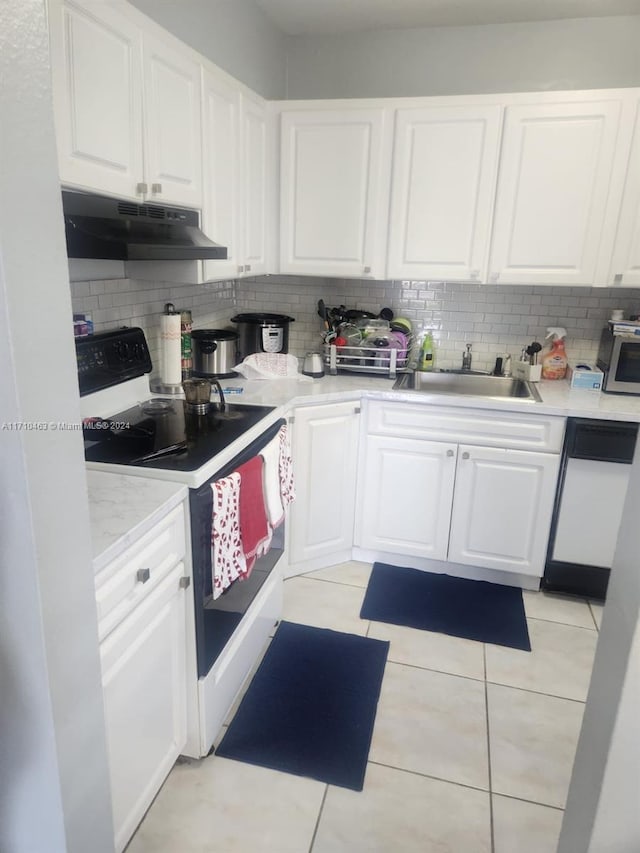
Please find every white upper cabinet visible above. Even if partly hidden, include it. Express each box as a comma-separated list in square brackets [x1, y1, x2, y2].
[488, 95, 628, 286]
[201, 67, 241, 281]
[49, 0, 202, 207]
[387, 104, 502, 282]
[609, 98, 640, 287]
[49, 0, 144, 200]
[241, 92, 272, 277]
[141, 30, 203, 208]
[279, 107, 391, 278]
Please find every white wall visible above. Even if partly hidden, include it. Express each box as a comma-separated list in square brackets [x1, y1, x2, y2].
[129, 0, 288, 98]
[558, 443, 640, 852]
[285, 16, 640, 99]
[0, 1, 113, 851]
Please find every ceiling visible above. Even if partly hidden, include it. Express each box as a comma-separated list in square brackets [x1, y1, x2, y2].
[254, 0, 640, 35]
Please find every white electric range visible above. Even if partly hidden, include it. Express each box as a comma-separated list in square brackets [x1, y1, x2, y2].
[78, 327, 287, 756]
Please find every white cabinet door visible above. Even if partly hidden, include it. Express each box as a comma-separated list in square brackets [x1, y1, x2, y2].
[288, 402, 361, 571]
[48, 0, 144, 200]
[280, 108, 390, 278]
[142, 31, 203, 208]
[387, 104, 502, 282]
[354, 435, 457, 561]
[488, 97, 625, 285]
[240, 92, 271, 277]
[100, 564, 187, 853]
[201, 68, 241, 281]
[610, 99, 640, 287]
[448, 445, 560, 577]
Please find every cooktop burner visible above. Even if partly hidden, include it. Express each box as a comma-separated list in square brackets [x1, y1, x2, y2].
[83, 398, 275, 472]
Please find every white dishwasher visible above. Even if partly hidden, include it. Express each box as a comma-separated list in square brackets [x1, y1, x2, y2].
[543, 418, 638, 599]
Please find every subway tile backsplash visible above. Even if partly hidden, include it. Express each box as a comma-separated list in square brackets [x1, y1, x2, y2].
[71, 271, 640, 375]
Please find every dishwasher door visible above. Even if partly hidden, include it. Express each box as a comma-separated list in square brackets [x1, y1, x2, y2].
[543, 418, 638, 599]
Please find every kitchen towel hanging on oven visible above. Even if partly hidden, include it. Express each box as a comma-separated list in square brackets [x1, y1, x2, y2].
[260, 423, 295, 527]
[211, 472, 248, 599]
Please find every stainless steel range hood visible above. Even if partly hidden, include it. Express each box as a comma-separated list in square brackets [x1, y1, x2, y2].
[62, 190, 227, 261]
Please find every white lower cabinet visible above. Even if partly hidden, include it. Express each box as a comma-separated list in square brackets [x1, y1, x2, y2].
[95, 503, 189, 853]
[355, 402, 563, 581]
[288, 401, 361, 573]
[448, 444, 560, 577]
[354, 435, 457, 561]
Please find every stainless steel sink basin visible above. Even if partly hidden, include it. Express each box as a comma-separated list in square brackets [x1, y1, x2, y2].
[393, 370, 542, 402]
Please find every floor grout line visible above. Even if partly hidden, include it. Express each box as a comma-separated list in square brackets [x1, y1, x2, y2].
[484, 644, 495, 853]
[307, 784, 328, 853]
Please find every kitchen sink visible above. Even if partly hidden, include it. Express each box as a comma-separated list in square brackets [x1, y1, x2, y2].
[393, 370, 542, 402]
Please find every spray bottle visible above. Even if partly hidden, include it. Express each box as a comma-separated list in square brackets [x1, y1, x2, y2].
[541, 327, 568, 380]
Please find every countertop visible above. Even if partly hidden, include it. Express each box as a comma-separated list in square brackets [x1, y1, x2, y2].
[218, 372, 640, 423]
[87, 470, 188, 573]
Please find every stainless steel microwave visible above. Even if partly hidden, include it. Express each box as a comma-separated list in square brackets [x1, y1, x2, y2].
[597, 326, 640, 394]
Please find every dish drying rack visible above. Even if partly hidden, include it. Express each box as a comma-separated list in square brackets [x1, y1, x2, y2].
[323, 342, 412, 378]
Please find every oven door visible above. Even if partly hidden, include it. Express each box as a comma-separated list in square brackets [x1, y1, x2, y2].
[189, 418, 286, 678]
[604, 336, 640, 394]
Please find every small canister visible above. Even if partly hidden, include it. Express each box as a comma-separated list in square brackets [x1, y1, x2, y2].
[180, 309, 193, 379]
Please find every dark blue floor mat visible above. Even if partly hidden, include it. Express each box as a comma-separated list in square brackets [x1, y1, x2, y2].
[360, 563, 531, 651]
[215, 621, 390, 790]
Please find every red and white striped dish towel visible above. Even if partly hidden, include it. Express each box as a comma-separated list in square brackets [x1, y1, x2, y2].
[210, 472, 247, 600]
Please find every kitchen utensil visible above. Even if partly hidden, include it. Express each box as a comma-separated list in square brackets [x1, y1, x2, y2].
[527, 342, 542, 365]
[302, 352, 325, 378]
[317, 299, 329, 329]
[345, 309, 377, 321]
[379, 307, 394, 321]
[390, 317, 412, 334]
[191, 329, 238, 378]
[182, 378, 211, 414]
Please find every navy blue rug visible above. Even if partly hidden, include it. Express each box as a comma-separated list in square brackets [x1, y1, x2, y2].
[360, 563, 531, 651]
[215, 621, 389, 791]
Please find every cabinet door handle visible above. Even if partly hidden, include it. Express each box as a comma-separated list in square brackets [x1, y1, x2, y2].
[446, 449, 454, 457]
[489, 272, 499, 283]
[238, 265, 245, 274]
[151, 183, 162, 195]
[136, 568, 151, 583]
[179, 576, 191, 590]
[462, 451, 470, 460]
[363, 265, 371, 274]
[136, 182, 148, 195]
[614, 273, 623, 284]
[245, 264, 252, 272]
[470, 269, 479, 280]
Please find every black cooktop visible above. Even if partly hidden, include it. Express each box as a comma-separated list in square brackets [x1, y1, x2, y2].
[83, 398, 275, 471]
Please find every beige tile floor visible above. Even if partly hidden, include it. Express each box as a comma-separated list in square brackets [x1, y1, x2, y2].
[127, 562, 602, 853]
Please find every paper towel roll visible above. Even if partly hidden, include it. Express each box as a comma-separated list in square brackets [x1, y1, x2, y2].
[160, 313, 182, 385]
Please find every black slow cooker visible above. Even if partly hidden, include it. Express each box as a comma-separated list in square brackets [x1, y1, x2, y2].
[230, 313, 295, 361]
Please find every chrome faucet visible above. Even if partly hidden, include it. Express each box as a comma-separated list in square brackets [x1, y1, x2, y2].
[462, 343, 472, 371]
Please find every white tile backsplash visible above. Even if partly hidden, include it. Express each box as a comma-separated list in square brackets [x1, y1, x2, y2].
[71, 273, 640, 373]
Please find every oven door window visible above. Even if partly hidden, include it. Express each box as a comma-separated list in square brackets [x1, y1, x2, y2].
[614, 340, 640, 383]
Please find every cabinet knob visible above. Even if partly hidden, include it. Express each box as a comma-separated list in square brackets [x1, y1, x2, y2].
[614, 273, 623, 284]
[489, 272, 499, 283]
[462, 451, 470, 460]
[238, 265, 245, 274]
[363, 265, 371, 274]
[151, 183, 162, 195]
[179, 576, 191, 590]
[136, 568, 151, 583]
[136, 182, 148, 195]
[470, 269, 479, 280]
[245, 264, 251, 272]
[446, 449, 454, 457]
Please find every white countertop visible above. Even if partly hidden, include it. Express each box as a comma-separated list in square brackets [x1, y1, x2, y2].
[218, 372, 640, 423]
[87, 470, 188, 572]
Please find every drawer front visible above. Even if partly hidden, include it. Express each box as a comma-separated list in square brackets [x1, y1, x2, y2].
[95, 504, 186, 641]
[366, 400, 565, 452]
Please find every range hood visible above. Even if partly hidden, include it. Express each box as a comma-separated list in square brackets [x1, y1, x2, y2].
[61, 190, 228, 261]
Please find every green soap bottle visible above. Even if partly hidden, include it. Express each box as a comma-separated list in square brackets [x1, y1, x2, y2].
[419, 332, 435, 371]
